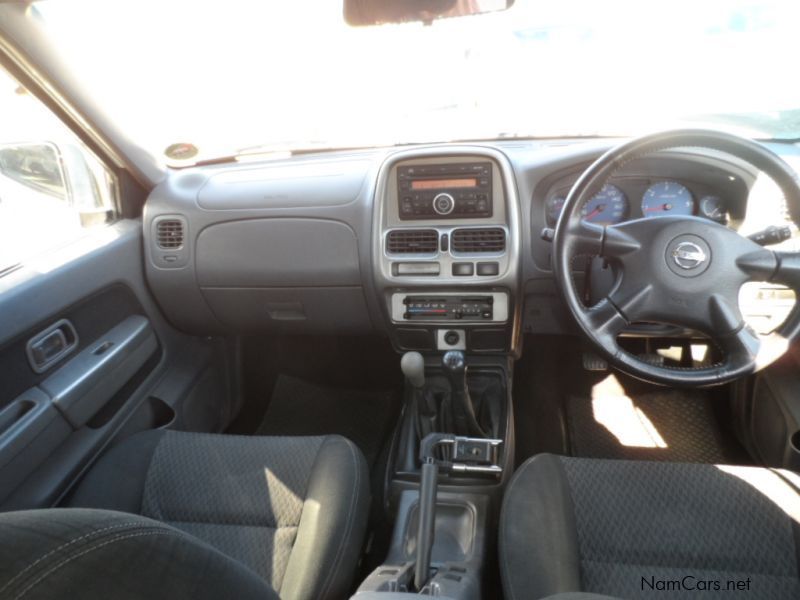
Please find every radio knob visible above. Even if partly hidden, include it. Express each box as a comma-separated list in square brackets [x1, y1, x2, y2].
[432, 193, 455, 216]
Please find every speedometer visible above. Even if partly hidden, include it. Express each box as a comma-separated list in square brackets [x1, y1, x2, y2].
[580, 184, 628, 225]
[641, 181, 694, 218]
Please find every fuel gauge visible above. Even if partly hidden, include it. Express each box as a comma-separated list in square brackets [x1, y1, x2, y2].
[699, 195, 726, 222]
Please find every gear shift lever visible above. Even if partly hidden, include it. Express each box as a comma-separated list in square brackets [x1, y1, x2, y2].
[442, 351, 486, 437]
[402, 352, 438, 439]
[401, 352, 425, 389]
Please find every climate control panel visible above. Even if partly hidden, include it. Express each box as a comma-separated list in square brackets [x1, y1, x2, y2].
[390, 292, 509, 323]
[403, 296, 494, 321]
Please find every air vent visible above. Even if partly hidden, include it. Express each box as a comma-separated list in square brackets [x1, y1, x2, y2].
[156, 219, 185, 249]
[386, 229, 438, 254]
[452, 228, 505, 253]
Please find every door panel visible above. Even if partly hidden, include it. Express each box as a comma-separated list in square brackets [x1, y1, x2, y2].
[0, 220, 234, 510]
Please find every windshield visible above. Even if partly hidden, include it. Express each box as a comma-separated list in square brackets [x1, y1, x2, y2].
[32, 0, 800, 165]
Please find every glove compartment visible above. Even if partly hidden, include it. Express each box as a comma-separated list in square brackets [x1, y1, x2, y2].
[195, 218, 372, 334]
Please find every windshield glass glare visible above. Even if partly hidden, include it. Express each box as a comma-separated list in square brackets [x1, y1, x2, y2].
[32, 0, 800, 165]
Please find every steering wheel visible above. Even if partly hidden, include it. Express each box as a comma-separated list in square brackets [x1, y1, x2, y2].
[553, 129, 800, 387]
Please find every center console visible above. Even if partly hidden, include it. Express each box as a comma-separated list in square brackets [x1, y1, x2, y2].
[355, 350, 513, 600]
[372, 147, 522, 356]
[358, 146, 521, 599]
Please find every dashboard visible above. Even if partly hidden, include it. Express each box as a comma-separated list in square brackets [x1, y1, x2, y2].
[141, 138, 800, 356]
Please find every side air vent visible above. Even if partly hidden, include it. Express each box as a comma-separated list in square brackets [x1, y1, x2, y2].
[156, 219, 185, 249]
[452, 228, 506, 253]
[386, 229, 438, 254]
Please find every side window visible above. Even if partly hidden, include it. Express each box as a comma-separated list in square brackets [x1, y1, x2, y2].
[0, 66, 117, 274]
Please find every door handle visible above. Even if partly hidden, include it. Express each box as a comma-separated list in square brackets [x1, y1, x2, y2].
[26, 319, 78, 374]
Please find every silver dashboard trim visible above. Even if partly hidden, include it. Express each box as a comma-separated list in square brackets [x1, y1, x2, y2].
[382, 224, 511, 277]
[372, 146, 522, 288]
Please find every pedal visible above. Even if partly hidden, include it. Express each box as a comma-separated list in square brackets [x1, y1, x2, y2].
[639, 353, 665, 367]
[582, 352, 608, 372]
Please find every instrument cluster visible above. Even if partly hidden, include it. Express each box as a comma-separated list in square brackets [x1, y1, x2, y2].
[545, 178, 733, 227]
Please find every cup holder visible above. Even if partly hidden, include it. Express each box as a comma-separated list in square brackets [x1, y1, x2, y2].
[404, 501, 475, 563]
[148, 396, 177, 429]
[115, 396, 176, 439]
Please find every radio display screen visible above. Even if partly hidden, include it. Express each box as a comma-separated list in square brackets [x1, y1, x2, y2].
[411, 178, 477, 190]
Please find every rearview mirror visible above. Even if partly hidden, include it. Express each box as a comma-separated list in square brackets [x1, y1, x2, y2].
[344, 0, 514, 26]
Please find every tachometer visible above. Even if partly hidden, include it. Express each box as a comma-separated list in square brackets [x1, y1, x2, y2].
[580, 184, 628, 225]
[641, 181, 694, 217]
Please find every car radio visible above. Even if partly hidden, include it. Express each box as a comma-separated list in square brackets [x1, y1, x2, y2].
[397, 162, 493, 220]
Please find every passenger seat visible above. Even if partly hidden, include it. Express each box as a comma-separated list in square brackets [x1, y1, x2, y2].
[61, 430, 370, 599]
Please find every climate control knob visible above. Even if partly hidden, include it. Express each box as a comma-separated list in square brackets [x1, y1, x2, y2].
[432, 193, 455, 215]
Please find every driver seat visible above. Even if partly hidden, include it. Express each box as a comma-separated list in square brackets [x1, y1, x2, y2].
[500, 454, 800, 599]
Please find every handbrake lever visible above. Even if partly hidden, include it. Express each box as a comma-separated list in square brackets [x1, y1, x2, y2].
[413, 433, 502, 591]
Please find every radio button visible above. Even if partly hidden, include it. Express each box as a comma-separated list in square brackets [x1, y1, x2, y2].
[432, 193, 455, 215]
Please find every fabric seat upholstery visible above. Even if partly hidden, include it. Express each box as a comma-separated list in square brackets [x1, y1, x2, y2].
[500, 454, 800, 600]
[0, 508, 279, 600]
[68, 430, 370, 600]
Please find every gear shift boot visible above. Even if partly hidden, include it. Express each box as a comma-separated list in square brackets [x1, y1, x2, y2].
[442, 350, 487, 437]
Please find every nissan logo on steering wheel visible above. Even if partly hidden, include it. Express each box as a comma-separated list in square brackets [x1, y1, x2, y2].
[671, 241, 707, 269]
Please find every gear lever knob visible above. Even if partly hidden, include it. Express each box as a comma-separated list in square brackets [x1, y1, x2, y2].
[442, 350, 466, 376]
[401, 351, 426, 389]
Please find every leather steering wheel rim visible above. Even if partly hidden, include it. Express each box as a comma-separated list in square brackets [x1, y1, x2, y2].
[553, 129, 800, 387]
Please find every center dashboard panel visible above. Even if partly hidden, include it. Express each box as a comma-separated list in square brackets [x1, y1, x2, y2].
[373, 148, 522, 354]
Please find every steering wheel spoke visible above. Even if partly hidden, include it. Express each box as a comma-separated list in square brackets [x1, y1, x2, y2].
[562, 220, 642, 261]
[707, 292, 746, 335]
[603, 224, 642, 259]
[717, 324, 761, 369]
[585, 297, 628, 347]
[770, 251, 800, 290]
[739, 248, 800, 290]
[736, 247, 780, 282]
[564, 220, 604, 256]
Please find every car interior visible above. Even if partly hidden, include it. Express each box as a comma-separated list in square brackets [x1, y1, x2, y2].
[2, 1, 800, 599]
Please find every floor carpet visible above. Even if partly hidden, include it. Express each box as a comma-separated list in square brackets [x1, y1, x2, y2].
[256, 374, 402, 470]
